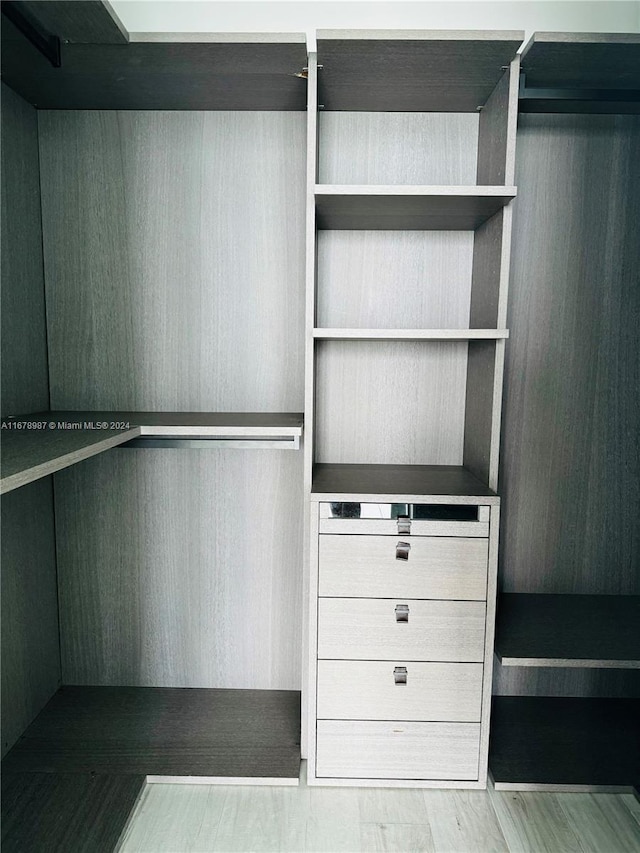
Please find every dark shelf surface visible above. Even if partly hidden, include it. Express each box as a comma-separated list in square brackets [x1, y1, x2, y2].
[311, 463, 499, 503]
[490, 697, 640, 790]
[3, 686, 301, 779]
[496, 594, 640, 668]
[315, 186, 516, 231]
[1, 772, 144, 853]
[10, 0, 129, 44]
[521, 32, 640, 90]
[1, 17, 307, 110]
[317, 30, 523, 111]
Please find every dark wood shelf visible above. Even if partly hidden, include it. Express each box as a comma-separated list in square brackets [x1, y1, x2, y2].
[1, 19, 307, 110]
[1, 772, 144, 853]
[520, 33, 640, 114]
[317, 30, 523, 111]
[315, 186, 516, 230]
[495, 594, 640, 668]
[490, 696, 640, 791]
[311, 463, 499, 503]
[3, 686, 301, 780]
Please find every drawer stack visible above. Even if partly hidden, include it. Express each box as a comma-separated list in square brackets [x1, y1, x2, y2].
[309, 502, 497, 786]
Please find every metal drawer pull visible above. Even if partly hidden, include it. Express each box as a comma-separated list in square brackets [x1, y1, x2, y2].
[394, 666, 408, 685]
[397, 515, 411, 534]
[395, 604, 409, 622]
[396, 541, 411, 561]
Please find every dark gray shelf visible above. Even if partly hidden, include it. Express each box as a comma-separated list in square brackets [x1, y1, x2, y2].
[495, 594, 640, 668]
[520, 33, 640, 114]
[3, 686, 301, 779]
[11, 0, 129, 44]
[1, 17, 307, 110]
[315, 186, 516, 230]
[490, 697, 640, 791]
[311, 463, 498, 502]
[1, 772, 144, 853]
[317, 30, 523, 111]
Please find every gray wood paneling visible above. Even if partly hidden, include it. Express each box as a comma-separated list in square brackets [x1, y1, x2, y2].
[38, 110, 306, 411]
[317, 231, 473, 330]
[463, 340, 502, 489]
[1, 84, 49, 418]
[54, 449, 303, 688]
[315, 341, 468, 466]
[316, 31, 523, 112]
[498, 114, 640, 696]
[319, 113, 478, 185]
[1, 85, 59, 758]
[1, 479, 60, 757]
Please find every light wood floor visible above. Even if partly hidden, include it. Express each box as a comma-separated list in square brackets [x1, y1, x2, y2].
[118, 763, 640, 853]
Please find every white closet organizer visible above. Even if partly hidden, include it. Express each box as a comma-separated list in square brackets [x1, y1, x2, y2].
[304, 31, 522, 787]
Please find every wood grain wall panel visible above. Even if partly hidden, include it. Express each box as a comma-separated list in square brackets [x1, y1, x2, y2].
[38, 111, 306, 412]
[55, 449, 303, 689]
[1, 84, 49, 417]
[318, 112, 478, 185]
[493, 666, 640, 699]
[1, 480, 60, 756]
[315, 341, 467, 465]
[497, 114, 640, 696]
[1, 85, 59, 757]
[317, 231, 474, 329]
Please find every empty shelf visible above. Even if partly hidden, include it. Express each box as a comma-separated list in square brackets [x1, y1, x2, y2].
[3, 686, 301, 782]
[315, 186, 517, 230]
[1, 412, 304, 494]
[495, 593, 640, 668]
[490, 696, 640, 791]
[311, 463, 499, 503]
[314, 328, 509, 340]
[1, 772, 144, 853]
[317, 30, 524, 111]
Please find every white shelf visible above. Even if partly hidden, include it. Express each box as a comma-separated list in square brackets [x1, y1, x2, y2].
[313, 329, 509, 341]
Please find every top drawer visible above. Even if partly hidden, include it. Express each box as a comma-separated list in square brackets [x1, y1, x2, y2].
[319, 502, 489, 537]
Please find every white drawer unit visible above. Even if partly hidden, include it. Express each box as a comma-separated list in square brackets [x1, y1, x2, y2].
[319, 535, 489, 600]
[308, 497, 500, 788]
[317, 599, 486, 662]
[316, 720, 481, 781]
[317, 660, 483, 721]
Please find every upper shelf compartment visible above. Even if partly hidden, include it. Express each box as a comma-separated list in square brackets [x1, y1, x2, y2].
[519, 32, 640, 114]
[315, 186, 516, 230]
[1, 5, 308, 110]
[316, 30, 524, 112]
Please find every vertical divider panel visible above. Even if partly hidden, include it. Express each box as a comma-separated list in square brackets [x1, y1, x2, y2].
[464, 58, 520, 491]
[301, 52, 318, 759]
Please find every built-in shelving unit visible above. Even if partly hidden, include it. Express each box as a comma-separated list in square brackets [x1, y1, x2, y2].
[1, 412, 304, 494]
[490, 697, 640, 792]
[495, 594, 640, 668]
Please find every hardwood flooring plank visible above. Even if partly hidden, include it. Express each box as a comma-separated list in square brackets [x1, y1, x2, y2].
[357, 787, 429, 824]
[3, 687, 301, 779]
[556, 793, 640, 853]
[360, 822, 435, 853]
[1, 772, 144, 853]
[488, 789, 584, 853]
[421, 789, 509, 852]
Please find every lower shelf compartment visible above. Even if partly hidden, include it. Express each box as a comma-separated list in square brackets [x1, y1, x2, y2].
[2, 685, 301, 779]
[489, 696, 640, 791]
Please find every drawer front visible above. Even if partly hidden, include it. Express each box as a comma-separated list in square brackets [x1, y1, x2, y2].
[319, 535, 488, 600]
[318, 599, 486, 662]
[317, 660, 483, 722]
[316, 720, 480, 780]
